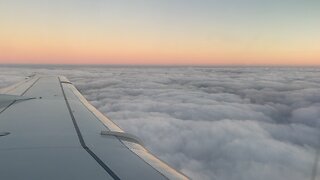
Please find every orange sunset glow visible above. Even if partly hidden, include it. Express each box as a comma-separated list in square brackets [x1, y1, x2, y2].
[0, 1, 319, 65]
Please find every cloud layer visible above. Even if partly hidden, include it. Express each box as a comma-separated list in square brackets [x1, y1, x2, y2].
[1, 65, 320, 180]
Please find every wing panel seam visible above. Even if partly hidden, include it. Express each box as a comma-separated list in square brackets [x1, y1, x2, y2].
[20, 77, 41, 96]
[58, 77, 120, 180]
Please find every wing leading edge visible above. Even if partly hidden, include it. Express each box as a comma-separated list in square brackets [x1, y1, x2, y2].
[0, 75, 188, 180]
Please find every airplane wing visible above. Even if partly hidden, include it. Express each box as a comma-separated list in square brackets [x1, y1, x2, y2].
[0, 75, 188, 180]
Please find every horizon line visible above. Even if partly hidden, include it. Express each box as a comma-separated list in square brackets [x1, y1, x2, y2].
[1, 63, 320, 68]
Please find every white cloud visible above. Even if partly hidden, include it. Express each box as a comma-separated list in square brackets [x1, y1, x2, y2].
[1, 65, 320, 180]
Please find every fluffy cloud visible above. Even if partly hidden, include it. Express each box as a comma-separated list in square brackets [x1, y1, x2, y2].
[1, 65, 320, 180]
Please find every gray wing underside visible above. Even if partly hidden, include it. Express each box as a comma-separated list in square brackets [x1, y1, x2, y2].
[0, 75, 188, 180]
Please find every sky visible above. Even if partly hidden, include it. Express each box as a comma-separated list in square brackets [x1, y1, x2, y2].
[0, 0, 319, 65]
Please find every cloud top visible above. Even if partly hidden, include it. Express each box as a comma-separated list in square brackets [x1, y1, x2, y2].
[1, 66, 320, 180]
